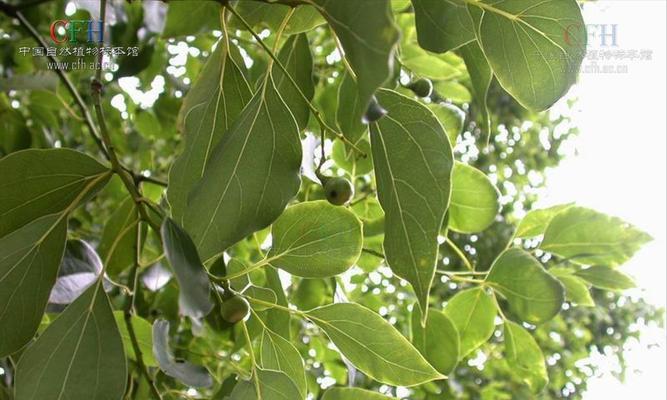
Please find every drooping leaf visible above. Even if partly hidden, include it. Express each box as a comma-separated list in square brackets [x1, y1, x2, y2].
[459, 41, 492, 137]
[411, 307, 459, 375]
[168, 36, 252, 222]
[443, 287, 496, 358]
[228, 368, 302, 400]
[163, 0, 219, 38]
[311, 0, 400, 120]
[307, 303, 443, 387]
[15, 283, 127, 400]
[336, 72, 367, 144]
[260, 328, 307, 398]
[49, 239, 103, 305]
[486, 248, 564, 325]
[184, 71, 302, 261]
[0, 148, 110, 238]
[541, 206, 651, 266]
[0, 215, 67, 357]
[321, 387, 395, 400]
[449, 162, 499, 233]
[113, 311, 157, 367]
[268, 201, 362, 278]
[97, 196, 140, 276]
[152, 319, 213, 388]
[514, 203, 573, 239]
[275, 33, 314, 131]
[161, 217, 214, 319]
[575, 266, 636, 291]
[264, 266, 292, 338]
[411, 0, 475, 53]
[504, 320, 548, 393]
[466, 0, 587, 111]
[370, 89, 453, 320]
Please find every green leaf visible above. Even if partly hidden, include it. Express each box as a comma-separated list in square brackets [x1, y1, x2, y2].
[275, 33, 314, 131]
[264, 267, 292, 338]
[0, 215, 66, 357]
[113, 311, 157, 367]
[163, 1, 219, 38]
[331, 139, 373, 176]
[401, 44, 461, 81]
[466, 0, 586, 111]
[260, 328, 307, 398]
[268, 201, 362, 278]
[312, 0, 400, 120]
[161, 217, 214, 319]
[336, 72, 367, 144]
[15, 283, 127, 399]
[184, 70, 303, 261]
[307, 303, 443, 386]
[0, 148, 110, 238]
[486, 248, 564, 325]
[428, 103, 465, 145]
[411, 307, 459, 375]
[152, 319, 213, 388]
[449, 162, 499, 233]
[459, 41, 492, 136]
[232, 2, 325, 35]
[443, 287, 496, 358]
[293, 278, 330, 311]
[433, 80, 472, 104]
[370, 89, 453, 320]
[49, 239, 103, 305]
[575, 266, 636, 291]
[168, 37, 252, 222]
[541, 206, 651, 266]
[322, 387, 395, 400]
[552, 273, 595, 307]
[98, 196, 140, 276]
[514, 203, 573, 239]
[504, 320, 548, 393]
[411, 0, 475, 53]
[243, 285, 277, 311]
[229, 368, 302, 400]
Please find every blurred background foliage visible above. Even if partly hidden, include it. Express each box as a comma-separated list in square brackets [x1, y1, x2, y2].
[0, 1, 662, 399]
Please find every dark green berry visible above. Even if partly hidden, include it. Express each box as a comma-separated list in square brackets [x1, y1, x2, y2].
[220, 295, 249, 324]
[363, 96, 387, 123]
[407, 78, 433, 97]
[324, 177, 354, 205]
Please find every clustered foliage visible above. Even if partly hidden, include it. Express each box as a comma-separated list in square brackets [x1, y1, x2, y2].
[0, 0, 661, 399]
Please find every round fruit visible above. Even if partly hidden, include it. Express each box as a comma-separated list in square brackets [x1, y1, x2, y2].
[408, 78, 433, 97]
[324, 177, 354, 205]
[363, 96, 387, 123]
[220, 295, 250, 324]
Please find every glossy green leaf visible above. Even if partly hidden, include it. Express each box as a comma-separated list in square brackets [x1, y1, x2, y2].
[268, 201, 362, 278]
[459, 41, 492, 135]
[0, 148, 110, 238]
[514, 203, 573, 239]
[307, 303, 443, 386]
[504, 320, 548, 392]
[370, 89, 453, 320]
[152, 319, 213, 388]
[113, 311, 157, 367]
[0, 215, 66, 357]
[184, 70, 303, 261]
[163, 1, 219, 38]
[552, 273, 595, 307]
[411, 307, 459, 375]
[15, 283, 127, 400]
[311, 0, 400, 120]
[466, 0, 586, 111]
[443, 287, 496, 358]
[322, 387, 395, 400]
[411, 0, 475, 53]
[260, 328, 307, 398]
[449, 162, 499, 233]
[98, 196, 140, 276]
[161, 217, 214, 319]
[401, 44, 460, 81]
[275, 33, 314, 131]
[486, 248, 564, 325]
[428, 103, 465, 145]
[541, 206, 651, 266]
[575, 266, 636, 291]
[168, 36, 252, 222]
[229, 368, 302, 400]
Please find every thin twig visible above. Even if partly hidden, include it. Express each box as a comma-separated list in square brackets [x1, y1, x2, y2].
[445, 237, 474, 271]
[362, 247, 385, 259]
